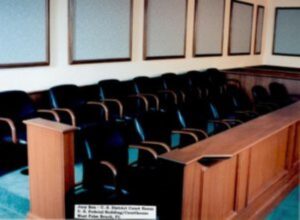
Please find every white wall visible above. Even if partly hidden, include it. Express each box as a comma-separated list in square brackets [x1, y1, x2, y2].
[0, 0, 266, 92]
[263, 0, 300, 67]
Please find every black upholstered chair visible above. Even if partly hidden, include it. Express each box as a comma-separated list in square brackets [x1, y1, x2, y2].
[160, 73, 186, 107]
[131, 110, 204, 151]
[98, 79, 149, 121]
[49, 84, 108, 129]
[0, 90, 59, 145]
[269, 82, 296, 107]
[252, 85, 279, 111]
[133, 76, 178, 111]
[66, 123, 161, 219]
[0, 90, 59, 167]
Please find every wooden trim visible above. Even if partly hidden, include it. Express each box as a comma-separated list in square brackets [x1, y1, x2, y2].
[143, 0, 188, 60]
[254, 5, 265, 55]
[228, 0, 254, 56]
[193, 0, 226, 57]
[224, 69, 300, 80]
[272, 7, 300, 57]
[145, 55, 186, 60]
[0, 0, 50, 68]
[160, 102, 300, 165]
[68, 0, 133, 64]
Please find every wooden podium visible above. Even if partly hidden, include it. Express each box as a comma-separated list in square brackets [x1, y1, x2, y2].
[24, 118, 77, 219]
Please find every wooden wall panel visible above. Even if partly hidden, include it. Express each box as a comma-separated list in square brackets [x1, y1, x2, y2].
[181, 163, 202, 220]
[235, 150, 250, 211]
[294, 122, 300, 166]
[225, 72, 300, 100]
[247, 128, 288, 203]
[200, 157, 237, 220]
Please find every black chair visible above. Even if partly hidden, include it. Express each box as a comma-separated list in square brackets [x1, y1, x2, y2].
[269, 82, 295, 107]
[0, 90, 59, 145]
[133, 76, 177, 111]
[66, 123, 161, 219]
[0, 90, 59, 167]
[252, 85, 280, 111]
[98, 79, 149, 121]
[160, 73, 186, 107]
[49, 84, 108, 128]
[131, 110, 204, 152]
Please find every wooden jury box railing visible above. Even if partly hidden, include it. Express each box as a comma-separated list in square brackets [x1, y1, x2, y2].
[159, 102, 300, 220]
[223, 68, 300, 101]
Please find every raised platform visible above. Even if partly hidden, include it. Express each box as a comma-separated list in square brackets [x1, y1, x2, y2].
[0, 164, 83, 218]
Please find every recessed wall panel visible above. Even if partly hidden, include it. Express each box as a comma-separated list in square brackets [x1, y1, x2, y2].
[144, 0, 187, 59]
[229, 1, 254, 55]
[0, 0, 49, 68]
[194, 0, 225, 56]
[273, 8, 300, 56]
[69, 0, 132, 64]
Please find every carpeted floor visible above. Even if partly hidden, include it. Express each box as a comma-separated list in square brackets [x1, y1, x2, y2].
[0, 165, 298, 219]
[266, 186, 299, 220]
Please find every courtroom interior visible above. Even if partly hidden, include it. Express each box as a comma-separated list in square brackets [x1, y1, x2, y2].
[0, 0, 299, 219]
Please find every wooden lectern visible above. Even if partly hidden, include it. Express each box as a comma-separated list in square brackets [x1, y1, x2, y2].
[24, 118, 77, 219]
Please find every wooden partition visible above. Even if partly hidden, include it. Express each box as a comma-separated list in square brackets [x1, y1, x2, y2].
[224, 68, 300, 99]
[159, 102, 300, 220]
[24, 118, 76, 219]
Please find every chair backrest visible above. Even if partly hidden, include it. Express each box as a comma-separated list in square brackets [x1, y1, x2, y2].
[98, 79, 122, 99]
[134, 111, 179, 144]
[49, 84, 85, 108]
[161, 73, 179, 90]
[0, 90, 37, 120]
[133, 76, 163, 94]
[269, 82, 289, 100]
[83, 124, 129, 170]
[252, 85, 270, 102]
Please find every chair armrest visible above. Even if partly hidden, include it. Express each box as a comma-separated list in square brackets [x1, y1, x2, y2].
[255, 102, 277, 110]
[101, 99, 123, 118]
[127, 95, 149, 111]
[37, 109, 60, 122]
[99, 160, 118, 178]
[140, 93, 160, 110]
[182, 128, 208, 138]
[222, 118, 243, 124]
[172, 130, 198, 142]
[208, 120, 231, 129]
[227, 79, 241, 87]
[180, 90, 186, 103]
[87, 101, 109, 121]
[129, 145, 158, 159]
[0, 117, 17, 144]
[235, 110, 258, 117]
[141, 141, 171, 152]
[52, 108, 76, 126]
[158, 90, 178, 104]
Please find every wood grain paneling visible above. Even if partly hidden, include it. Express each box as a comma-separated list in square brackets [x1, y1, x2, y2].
[247, 128, 288, 203]
[160, 102, 300, 220]
[235, 149, 250, 211]
[25, 118, 76, 219]
[294, 122, 300, 166]
[224, 69, 300, 100]
[181, 162, 202, 220]
[200, 157, 237, 220]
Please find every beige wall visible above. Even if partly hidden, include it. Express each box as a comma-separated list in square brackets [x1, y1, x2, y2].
[263, 0, 300, 67]
[0, 0, 268, 92]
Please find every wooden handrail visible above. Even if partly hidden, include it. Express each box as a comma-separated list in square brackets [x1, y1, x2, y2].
[160, 102, 300, 165]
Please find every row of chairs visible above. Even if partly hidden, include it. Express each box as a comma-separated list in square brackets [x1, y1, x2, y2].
[0, 68, 295, 218]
